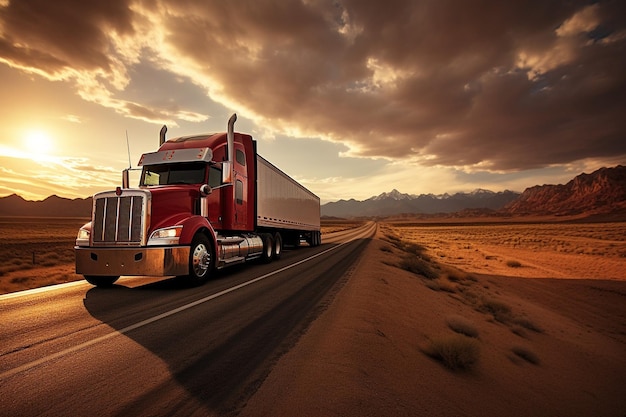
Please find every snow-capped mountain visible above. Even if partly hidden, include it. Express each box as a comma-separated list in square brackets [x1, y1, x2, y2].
[322, 189, 520, 217]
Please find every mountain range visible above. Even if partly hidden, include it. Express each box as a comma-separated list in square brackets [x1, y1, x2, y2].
[0, 165, 624, 219]
[322, 165, 626, 218]
[321, 189, 520, 217]
[0, 194, 92, 218]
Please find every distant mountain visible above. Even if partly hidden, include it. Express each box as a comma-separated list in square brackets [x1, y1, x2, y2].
[0, 194, 91, 217]
[321, 188, 520, 218]
[503, 165, 626, 216]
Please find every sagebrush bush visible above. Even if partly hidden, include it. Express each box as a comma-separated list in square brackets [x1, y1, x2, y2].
[446, 315, 479, 338]
[425, 335, 480, 371]
[512, 346, 540, 365]
[512, 316, 543, 333]
[425, 278, 457, 293]
[399, 255, 438, 279]
[480, 298, 513, 323]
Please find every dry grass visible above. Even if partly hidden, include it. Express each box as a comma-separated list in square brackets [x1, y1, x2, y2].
[382, 221, 626, 280]
[0, 217, 88, 294]
[379, 223, 546, 338]
[424, 335, 480, 371]
[384, 222, 626, 257]
[511, 345, 540, 365]
[480, 297, 513, 323]
[446, 315, 479, 338]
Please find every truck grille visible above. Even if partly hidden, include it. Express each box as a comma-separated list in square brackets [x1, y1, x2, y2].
[92, 191, 149, 246]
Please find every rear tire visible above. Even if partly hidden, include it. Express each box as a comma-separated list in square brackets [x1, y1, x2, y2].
[260, 233, 274, 263]
[186, 234, 215, 286]
[84, 275, 119, 287]
[273, 232, 283, 260]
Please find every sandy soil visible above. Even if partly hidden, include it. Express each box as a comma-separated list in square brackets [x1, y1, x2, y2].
[240, 226, 626, 417]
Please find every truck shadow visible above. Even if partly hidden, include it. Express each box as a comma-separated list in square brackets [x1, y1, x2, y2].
[81, 241, 360, 416]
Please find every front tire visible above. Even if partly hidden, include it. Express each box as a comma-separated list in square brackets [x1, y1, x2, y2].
[186, 234, 215, 286]
[84, 275, 119, 287]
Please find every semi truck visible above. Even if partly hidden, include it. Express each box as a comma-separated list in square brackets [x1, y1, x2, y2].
[75, 114, 321, 287]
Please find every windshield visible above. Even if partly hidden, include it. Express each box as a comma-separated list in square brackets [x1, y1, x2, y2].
[140, 162, 207, 186]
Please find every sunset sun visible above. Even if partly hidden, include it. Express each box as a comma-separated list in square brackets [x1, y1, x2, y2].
[24, 130, 53, 155]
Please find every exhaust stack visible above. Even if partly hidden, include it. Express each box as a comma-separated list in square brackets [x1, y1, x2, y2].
[223, 113, 237, 184]
[159, 125, 168, 146]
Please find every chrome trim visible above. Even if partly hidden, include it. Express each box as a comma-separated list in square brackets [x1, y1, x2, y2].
[75, 246, 189, 276]
[91, 189, 151, 247]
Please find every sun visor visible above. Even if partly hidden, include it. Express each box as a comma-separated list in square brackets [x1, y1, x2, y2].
[138, 147, 213, 166]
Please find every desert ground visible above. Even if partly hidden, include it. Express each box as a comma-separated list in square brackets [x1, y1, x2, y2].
[2, 218, 625, 416]
[240, 220, 626, 417]
[0, 217, 87, 294]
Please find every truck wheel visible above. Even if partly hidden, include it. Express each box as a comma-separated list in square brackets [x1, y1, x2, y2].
[273, 232, 283, 260]
[84, 275, 119, 287]
[187, 234, 215, 286]
[260, 233, 274, 263]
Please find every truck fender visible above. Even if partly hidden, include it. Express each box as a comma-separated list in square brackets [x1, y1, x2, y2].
[178, 215, 216, 245]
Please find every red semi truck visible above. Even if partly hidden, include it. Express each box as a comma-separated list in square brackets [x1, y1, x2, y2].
[75, 114, 321, 287]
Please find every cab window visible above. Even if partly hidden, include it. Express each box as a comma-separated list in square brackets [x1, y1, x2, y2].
[141, 162, 206, 186]
[235, 180, 244, 204]
[236, 149, 246, 166]
[208, 165, 222, 188]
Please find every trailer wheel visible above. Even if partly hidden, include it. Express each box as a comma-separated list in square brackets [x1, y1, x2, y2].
[187, 233, 215, 286]
[260, 233, 274, 263]
[84, 275, 119, 287]
[273, 232, 283, 260]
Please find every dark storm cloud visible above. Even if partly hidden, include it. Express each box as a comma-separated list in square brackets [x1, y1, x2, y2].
[0, 0, 134, 72]
[1, 0, 625, 170]
[157, 0, 626, 170]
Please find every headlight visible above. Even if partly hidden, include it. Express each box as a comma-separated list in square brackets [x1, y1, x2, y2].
[148, 226, 182, 246]
[76, 227, 91, 247]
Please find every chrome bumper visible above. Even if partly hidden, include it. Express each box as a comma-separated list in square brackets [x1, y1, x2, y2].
[75, 246, 190, 276]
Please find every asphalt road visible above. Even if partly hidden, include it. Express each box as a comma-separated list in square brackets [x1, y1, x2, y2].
[0, 222, 376, 417]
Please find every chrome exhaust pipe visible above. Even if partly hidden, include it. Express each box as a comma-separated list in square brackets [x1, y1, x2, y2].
[159, 125, 167, 146]
[223, 113, 237, 184]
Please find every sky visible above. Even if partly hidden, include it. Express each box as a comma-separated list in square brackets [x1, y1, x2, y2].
[0, 0, 625, 204]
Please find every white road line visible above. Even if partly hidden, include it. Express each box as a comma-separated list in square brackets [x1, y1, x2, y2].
[0, 280, 87, 300]
[0, 240, 353, 380]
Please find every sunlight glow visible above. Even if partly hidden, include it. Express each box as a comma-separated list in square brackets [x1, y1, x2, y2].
[24, 130, 53, 155]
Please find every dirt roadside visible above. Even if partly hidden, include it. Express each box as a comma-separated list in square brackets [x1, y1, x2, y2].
[240, 229, 626, 417]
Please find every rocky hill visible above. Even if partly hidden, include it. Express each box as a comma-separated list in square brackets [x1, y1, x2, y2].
[0, 194, 91, 217]
[321, 189, 520, 218]
[503, 165, 626, 216]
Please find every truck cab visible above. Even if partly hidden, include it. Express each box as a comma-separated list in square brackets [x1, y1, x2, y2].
[75, 114, 321, 287]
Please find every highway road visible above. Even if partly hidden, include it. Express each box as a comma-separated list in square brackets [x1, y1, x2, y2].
[0, 221, 376, 417]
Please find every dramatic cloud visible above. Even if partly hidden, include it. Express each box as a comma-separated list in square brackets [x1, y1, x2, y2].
[1, 0, 624, 172]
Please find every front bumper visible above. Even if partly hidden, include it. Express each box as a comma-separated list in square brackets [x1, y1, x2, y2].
[75, 246, 190, 277]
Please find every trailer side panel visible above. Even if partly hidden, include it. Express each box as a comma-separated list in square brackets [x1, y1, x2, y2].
[256, 155, 320, 231]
